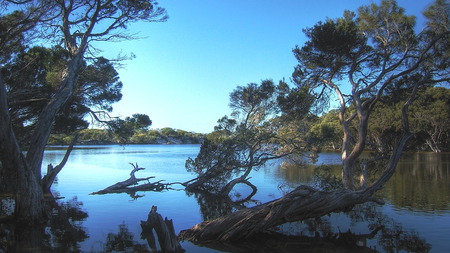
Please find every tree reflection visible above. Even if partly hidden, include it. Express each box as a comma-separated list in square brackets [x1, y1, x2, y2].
[190, 202, 431, 253]
[188, 190, 260, 221]
[278, 153, 450, 213]
[0, 196, 88, 252]
[105, 223, 148, 252]
[184, 163, 433, 253]
[349, 203, 431, 252]
[102, 206, 184, 253]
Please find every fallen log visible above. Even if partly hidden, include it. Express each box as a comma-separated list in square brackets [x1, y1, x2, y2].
[90, 163, 168, 195]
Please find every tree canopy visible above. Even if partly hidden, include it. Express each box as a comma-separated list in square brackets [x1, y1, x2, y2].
[3, 46, 123, 145]
[289, 0, 450, 189]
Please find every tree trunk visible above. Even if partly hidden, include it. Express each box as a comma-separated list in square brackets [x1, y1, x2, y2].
[1, 51, 83, 224]
[179, 185, 382, 243]
[0, 76, 46, 224]
[26, 53, 83, 181]
[42, 134, 79, 193]
[219, 166, 255, 197]
[179, 132, 412, 243]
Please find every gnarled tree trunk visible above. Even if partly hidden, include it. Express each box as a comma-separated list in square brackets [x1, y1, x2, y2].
[180, 132, 411, 242]
[0, 76, 46, 224]
[180, 81, 417, 243]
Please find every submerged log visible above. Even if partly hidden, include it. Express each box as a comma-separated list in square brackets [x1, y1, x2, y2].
[90, 163, 169, 195]
[141, 206, 184, 253]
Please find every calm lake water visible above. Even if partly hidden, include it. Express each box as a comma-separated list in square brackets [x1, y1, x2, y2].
[43, 145, 450, 252]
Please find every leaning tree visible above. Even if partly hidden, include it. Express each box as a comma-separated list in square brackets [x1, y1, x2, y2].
[0, 0, 167, 224]
[184, 80, 310, 198]
[180, 0, 450, 242]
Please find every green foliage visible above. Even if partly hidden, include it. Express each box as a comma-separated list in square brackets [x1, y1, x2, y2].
[186, 80, 312, 193]
[410, 87, 450, 152]
[308, 110, 341, 150]
[296, 12, 367, 72]
[0, 10, 34, 64]
[109, 114, 152, 143]
[307, 87, 450, 152]
[277, 79, 315, 117]
[3, 46, 123, 143]
[48, 128, 204, 145]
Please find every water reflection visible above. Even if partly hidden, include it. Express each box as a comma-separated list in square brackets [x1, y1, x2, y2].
[104, 223, 148, 252]
[275, 152, 450, 213]
[188, 191, 260, 221]
[0, 197, 88, 252]
[189, 203, 431, 253]
[17, 146, 447, 252]
[383, 152, 450, 212]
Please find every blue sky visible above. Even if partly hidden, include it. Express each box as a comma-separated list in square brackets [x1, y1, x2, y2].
[100, 0, 435, 133]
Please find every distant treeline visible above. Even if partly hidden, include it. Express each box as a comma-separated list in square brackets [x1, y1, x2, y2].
[48, 127, 205, 145]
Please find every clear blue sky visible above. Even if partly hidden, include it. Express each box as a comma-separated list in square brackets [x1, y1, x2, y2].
[100, 0, 434, 133]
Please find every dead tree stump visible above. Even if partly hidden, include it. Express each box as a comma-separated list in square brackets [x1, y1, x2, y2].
[141, 206, 184, 253]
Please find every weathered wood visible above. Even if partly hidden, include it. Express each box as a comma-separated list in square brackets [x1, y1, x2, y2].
[0, 76, 47, 224]
[141, 206, 184, 253]
[179, 185, 382, 243]
[179, 79, 418, 243]
[90, 163, 168, 195]
[42, 134, 79, 193]
[179, 132, 411, 243]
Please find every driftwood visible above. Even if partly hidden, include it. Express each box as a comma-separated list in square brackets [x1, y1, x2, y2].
[141, 206, 184, 253]
[90, 163, 169, 195]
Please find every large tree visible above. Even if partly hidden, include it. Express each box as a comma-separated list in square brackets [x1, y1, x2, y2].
[291, 0, 449, 189]
[4, 46, 124, 145]
[0, 0, 167, 224]
[180, 0, 450, 242]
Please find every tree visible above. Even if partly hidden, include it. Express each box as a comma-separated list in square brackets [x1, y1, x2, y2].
[110, 113, 152, 143]
[291, 0, 449, 189]
[0, 0, 167, 224]
[308, 110, 342, 151]
[184, 80, 307, 197]
[180, 0, 450, 242]
[366, 86, 450, 152]
[4, 46, 123, 145]
[410, 87, 450, 152]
